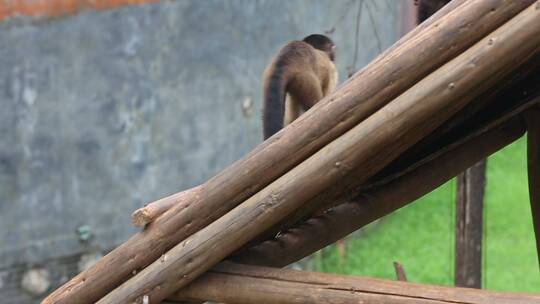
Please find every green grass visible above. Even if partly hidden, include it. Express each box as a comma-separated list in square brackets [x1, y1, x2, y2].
[313, 136, 540, 293]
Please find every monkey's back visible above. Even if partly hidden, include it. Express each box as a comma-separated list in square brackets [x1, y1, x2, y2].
[262, 40, 335, 139]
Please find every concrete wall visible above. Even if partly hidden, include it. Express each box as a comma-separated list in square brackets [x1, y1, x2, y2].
[0, 0, 400, 302]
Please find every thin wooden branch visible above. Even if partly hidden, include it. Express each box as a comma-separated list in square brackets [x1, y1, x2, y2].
[524, 106, 540, 267]
[44, 2, 536, 303]
[168, 262, 540, 304]
[131, 186, 201, 227]
[96, 6, 540, 302]
[393, 261, 408, 282]
[232, 118, 526, 267]
[171, 108, 532, 303]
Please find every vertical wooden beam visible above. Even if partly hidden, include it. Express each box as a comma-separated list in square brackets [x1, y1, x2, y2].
[455, 161, 486, 288]
[524, 107, 540, 267]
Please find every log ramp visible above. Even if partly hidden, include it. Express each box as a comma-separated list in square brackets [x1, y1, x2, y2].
[43, 1, 540, 303]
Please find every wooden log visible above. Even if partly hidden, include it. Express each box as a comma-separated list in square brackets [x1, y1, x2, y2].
[233, 117, 526, 267]
[96, 5, 540, 302]
[524, 106, 540, 267]
[168, 262, 540, 304]
[43, 2, 536, 303]
[455, 160, 486, 288]
[131, 186, 201, 227]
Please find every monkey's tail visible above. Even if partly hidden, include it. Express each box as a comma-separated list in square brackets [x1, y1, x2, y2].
[262, 64, 289, 140]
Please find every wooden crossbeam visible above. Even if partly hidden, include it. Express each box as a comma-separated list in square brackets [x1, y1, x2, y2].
[168, 262, 540, 304]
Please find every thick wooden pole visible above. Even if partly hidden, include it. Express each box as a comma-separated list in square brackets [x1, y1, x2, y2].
[524, 107, 540, 267]
[168, 262, 540, 304]
[44, 1, 537, 303]
[455, 161, 486, 288]
[97, 5, 540, 302]
[233, 118, 526, 267]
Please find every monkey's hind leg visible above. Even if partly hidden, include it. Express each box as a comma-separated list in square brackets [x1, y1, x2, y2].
[289, 73, 324, 110]
[284, 95, 303, 126]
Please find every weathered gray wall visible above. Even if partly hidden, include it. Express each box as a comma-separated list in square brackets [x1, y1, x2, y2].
[0, 0, 399, 302]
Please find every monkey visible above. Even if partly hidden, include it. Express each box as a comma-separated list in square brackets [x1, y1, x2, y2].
[415, 0, 451, 24]
[262, 34, 338, 140]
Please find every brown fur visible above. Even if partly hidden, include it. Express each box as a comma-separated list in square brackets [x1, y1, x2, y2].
[262, 35, 338, 139]
[416, 0, 451, 24]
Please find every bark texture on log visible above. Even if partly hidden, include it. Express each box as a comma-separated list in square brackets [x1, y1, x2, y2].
[169, 262, 540, 304]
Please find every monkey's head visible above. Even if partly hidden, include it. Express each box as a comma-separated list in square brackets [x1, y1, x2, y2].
[303, 34, 336, 61]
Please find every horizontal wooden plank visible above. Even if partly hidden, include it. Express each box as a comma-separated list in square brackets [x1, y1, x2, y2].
[169, 262, 540, 304]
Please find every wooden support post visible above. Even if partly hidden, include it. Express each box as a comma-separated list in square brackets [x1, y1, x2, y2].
[168, 262, 540, 304]
[44, 1, 537, 303]
[97, 6, 540, 300]
[455, 160, 486, 288]
[524, 107, 540, 267]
